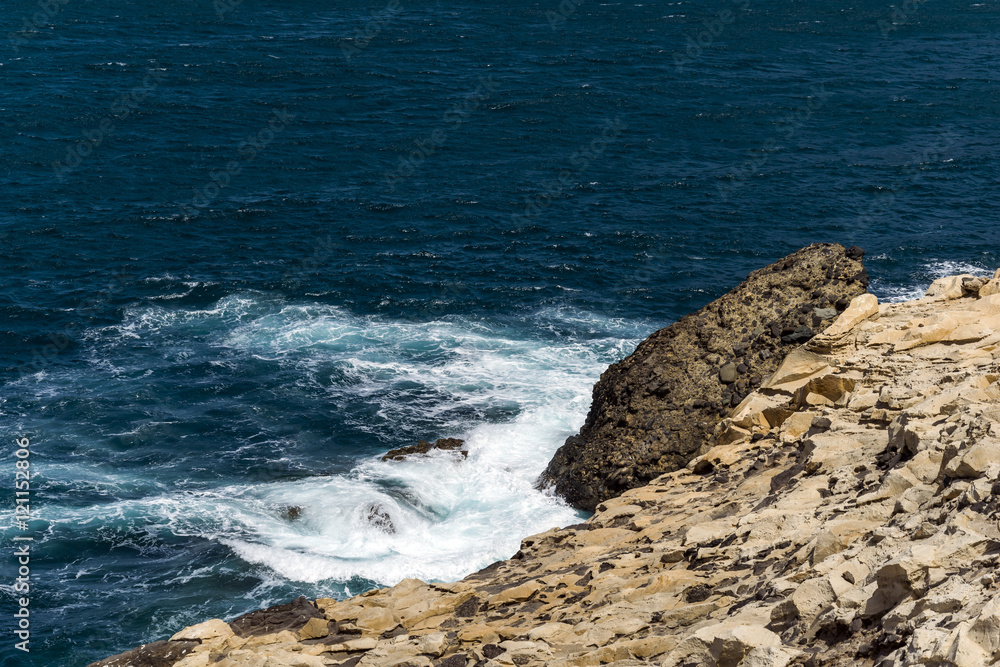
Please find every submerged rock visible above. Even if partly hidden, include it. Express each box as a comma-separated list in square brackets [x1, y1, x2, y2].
[541, 243, 868, 511]
[381, 437, 467, 461]
[364, 502, 395, 534]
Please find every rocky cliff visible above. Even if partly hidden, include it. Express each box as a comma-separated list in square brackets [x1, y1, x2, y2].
[541, 243, 869, 511]
[93, 267, 1000, 667]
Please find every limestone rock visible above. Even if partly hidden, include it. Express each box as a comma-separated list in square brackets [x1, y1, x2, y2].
[170, 619, 234, 644]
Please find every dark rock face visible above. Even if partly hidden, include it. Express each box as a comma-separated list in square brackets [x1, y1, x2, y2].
[365, 502, 396, 533]
[86, 640, 200, 667]
[540, 243, 868, 511]
[229, 595, 325, 637]
[382, 437, 467, 461]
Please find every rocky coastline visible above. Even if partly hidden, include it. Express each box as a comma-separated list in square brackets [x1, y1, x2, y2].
[541, 243, 868, 511]
[93, 251, 1000, 667]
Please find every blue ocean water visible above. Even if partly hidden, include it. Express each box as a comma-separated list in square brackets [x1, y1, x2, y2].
[2, 0, 999, 664]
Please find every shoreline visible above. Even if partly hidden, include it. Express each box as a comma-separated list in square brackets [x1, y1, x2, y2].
[93, 261, 1000, 667]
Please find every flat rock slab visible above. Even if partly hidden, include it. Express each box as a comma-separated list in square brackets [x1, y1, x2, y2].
[86, 640, 200, 667]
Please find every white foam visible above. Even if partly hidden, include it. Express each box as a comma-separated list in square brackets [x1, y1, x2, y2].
[59, 296, 646, 587]
[872, 260, 993, 303]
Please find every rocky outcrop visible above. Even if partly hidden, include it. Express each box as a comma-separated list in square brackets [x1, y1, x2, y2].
[93, 267, 1000, 667]
[382, 438, 468, 461]
[541, 243, 869, 511]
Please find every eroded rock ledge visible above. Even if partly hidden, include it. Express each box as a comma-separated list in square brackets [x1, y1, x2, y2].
[93, 268, 1000, 667]
[542, 243, 868, 512]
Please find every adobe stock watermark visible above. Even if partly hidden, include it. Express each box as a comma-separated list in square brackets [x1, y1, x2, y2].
[547, 0, 585, 29]
[851, 131, 957, 232]
[674, 0, 751, 72]
[51, 69, 166, 179]
[11, 436, 34, 653]
[418, 282, 480, 320]
[510, 117, 627, 226]
[14, 268, 135, 382]
[281, 235, 341, 287]
[6, 0, 70, 53]
[383, 75, 499, 192]
[179, 107, 296, 219]
[877, 0, 929, 38]
[716, 84, 832, 203]
[340, 0, 401, 60]
[214, 0, 242, 19]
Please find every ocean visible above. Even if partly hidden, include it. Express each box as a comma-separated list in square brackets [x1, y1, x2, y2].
[2, 0, 999, 663]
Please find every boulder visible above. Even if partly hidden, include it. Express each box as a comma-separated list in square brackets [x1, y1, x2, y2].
[541, 244, 868, 510]
[382, 437, 467, 461]
[229, 596, 326, 637]
[665, 623, 796, 667]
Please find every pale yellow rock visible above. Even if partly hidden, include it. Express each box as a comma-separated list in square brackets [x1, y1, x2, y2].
[664, 623, 790, 667]
[790, 577, 837, 624]
[980, 278, 1000, 297]
[171, 650, 212, 667]
[241, 630, 297, 647]
[573, 527, 635, 547]
[761, 349, 834, 394]
[527, 622, 576, 643]
[170, 618, 235, 643]
[492, 579, 543, 604]
[730, 392, 786, 429]
[296, 617, 330, 640]
[356, 606, 400, 633]
[714, 423, 751, 447]
[905, 449, 944, 483]
[358, 652, 434, 667]
[849, 389, 879, 412]
[684, 518, 737, 547]
[341, 637, 379, 651]
[803, 432, 866, 472]
[858, 466, 919, 505]
[625, 572, 700, 603]
[823, 293, 879, 337]
[974, 291, 1000, 311]
[925, 274, 976, 300]
[794, 374, 856, 408]
[322, 600, 365, 622]
[945, 439, 1000, 478]
[457, 624, 499, 643]
[388, 578, 428, 598]
[598, 501, 642, 518]
[780, 410, 818, 441]
[594, 615, 647, 636]
[416, 631, 447, 657]
[395, 593, 471, 626]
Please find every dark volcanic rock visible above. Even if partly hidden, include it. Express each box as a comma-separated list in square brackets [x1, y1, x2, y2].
[382, 437, 467, 461]
[365, 502, 396, 534]
[86, 640, 200, 667]
[540, 243, 867, 511]
[229, 595, 325, 637]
